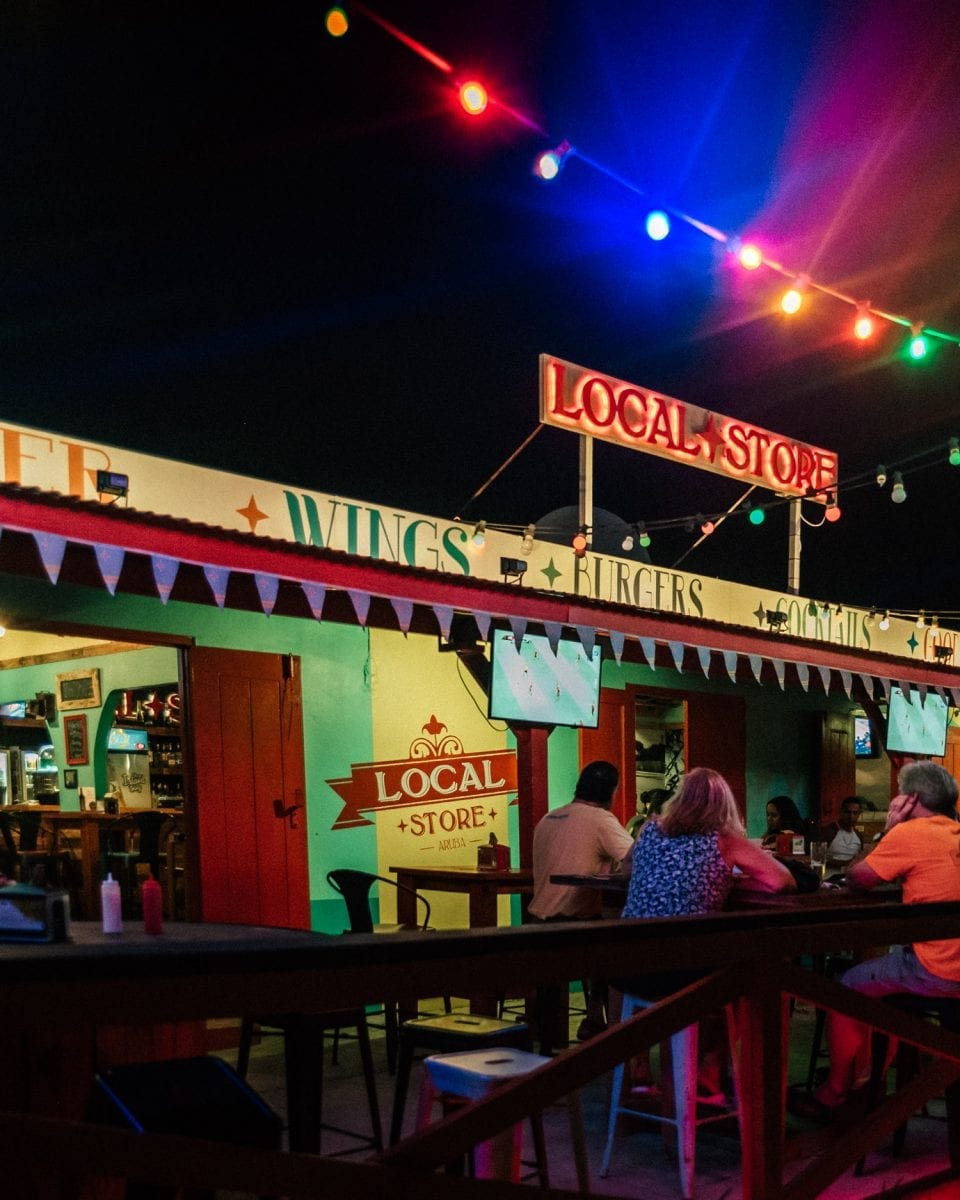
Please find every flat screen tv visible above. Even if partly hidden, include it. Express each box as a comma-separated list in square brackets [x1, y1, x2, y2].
[853, 714, 879, 758]
[488, 631, 602, 728]
[885, 685, 949, 757]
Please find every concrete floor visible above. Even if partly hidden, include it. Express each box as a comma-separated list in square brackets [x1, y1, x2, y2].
[222, 995, 958, 1199]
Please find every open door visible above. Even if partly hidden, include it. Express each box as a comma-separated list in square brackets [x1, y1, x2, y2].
[187, 646, 310, 929]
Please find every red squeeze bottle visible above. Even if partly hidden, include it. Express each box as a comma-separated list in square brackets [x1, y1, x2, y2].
[142, 875, 164, 935]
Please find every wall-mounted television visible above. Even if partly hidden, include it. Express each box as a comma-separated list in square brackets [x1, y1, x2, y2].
[488, 631, 602, 728]
[854, 714, 880, 758]
[885, 686, 949, 757]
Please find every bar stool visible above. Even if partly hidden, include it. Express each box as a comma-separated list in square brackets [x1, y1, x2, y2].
[421, 1046, 590, 1193]
[390, 1012, 530, 1144]
[600, 993, 742, 1199]
[855, 993, 960, 1175]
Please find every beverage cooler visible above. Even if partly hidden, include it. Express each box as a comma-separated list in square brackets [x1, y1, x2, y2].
[0, 747, 26, 806]
[0, 745, 60, 805]
[106, 726, 152, 809]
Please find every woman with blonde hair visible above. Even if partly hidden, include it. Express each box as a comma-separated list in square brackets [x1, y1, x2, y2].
[623, 767, 795, 920]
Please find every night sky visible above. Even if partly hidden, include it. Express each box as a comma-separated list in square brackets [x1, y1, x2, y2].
[6, 2, 960, 619]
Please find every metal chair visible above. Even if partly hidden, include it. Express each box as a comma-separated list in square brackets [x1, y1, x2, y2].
[326, 869, 447, 1071]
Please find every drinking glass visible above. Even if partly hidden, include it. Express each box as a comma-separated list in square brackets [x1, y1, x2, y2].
[809, 841, 829, 876]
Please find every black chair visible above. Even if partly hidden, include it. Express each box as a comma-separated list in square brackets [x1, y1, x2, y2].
[326, 869, 447, 1072]
[106, 810, 170, 912]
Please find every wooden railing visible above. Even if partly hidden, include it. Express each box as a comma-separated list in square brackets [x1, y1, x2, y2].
[5, 899, 960, 1199]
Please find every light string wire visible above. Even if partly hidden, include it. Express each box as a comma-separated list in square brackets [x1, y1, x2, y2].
[344, 3, 960, 348]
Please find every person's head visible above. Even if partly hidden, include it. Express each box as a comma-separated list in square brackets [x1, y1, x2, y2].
[659, 767, 744, 838]
[897, 761, 959, 816]
[766, 795, 803, 833]
[574, 760, 619, 809]
[838, 796, 864, 829]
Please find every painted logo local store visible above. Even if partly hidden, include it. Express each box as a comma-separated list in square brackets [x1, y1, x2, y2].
[0, 417, 956, 936]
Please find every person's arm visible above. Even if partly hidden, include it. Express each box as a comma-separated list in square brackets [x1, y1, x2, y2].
[845, 791, 918, 890]
[721, 833, 797, 892]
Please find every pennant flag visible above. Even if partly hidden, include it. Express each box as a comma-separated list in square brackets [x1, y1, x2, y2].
[748, 654, 764, 685]
[203, 564, 230, 608]
[795, 662, 810, 692]
[934, 685, 947, 704]
[817, 665, 832, 693]
[33, 532, 67, 585]
[668, 641, 685, 673]
[609, 629, 625, 665]
[348, 590, 372, 627]
[879, 677, 891, 701]
[93, 543, 126, 595]
[508, 616, 528, 649]
[390, 596, 413, 634]
[639, 637, 657, 669]
[696, 646, 711, 679]
[150, 555, 180, 604]
[302, 582, 326, 622]
[916, 684, 927, 706]
[473, 611, 491, 643]
[432, 605, 453, 642]
[771, 658, 786, 689]
[899, 680, 912, 703]
[575, 625, 596, 657]
[254, 573, 280, 616]
[839, 670, 853, 699]
[858, 673, 874, 701]
[723, 650, 738, 684]
[542, 622, 563, 654]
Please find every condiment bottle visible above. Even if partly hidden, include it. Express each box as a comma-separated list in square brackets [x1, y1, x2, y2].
[101, 873, 122, 934]
[141, 875, 163, 935]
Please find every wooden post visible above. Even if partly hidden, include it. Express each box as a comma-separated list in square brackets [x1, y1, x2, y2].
[512, 725, 551, 868]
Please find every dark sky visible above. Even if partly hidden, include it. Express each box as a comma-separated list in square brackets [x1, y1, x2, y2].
[5, 2, 960, 618]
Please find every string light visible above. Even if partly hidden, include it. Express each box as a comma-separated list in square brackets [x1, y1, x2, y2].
[472, 520, 487, 546]
[572, 526, 588, 556]
[645, 210, 671, 241]
[824, 495, 841, 522]
[853, 304, 875, 340]
[533, 140, 571, 181]
[891, 472, 907, 504]
[637, 522, 651, 548]
[907, 324, 929, 360]
[458, 81, 488, 115]
[875, 464, 887, 487]
[916, 611, 926, 629]
[949, 438, 960, 467]
[520, 523, 535, 554]
[325, 7, 349, 37]
[879, 611, 891, 631]
[737, 243, 763, 271]
[748, 505, 766, 526]
[780, 277, 808, 315]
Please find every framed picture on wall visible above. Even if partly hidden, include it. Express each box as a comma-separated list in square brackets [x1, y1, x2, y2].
[55, 667, 101, 711]
[63, 714, 89, 765]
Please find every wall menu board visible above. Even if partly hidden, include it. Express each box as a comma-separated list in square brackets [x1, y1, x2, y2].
[55, 668, 101, 711]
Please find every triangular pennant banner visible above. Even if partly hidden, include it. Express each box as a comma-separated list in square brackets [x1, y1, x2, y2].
[432, 605, 453, 642]
[94, 544, 126, 595]
[839, 670, 853, 699]
[916, 684, 928, 707]
[950, 688, 960, 708]
[150, 555, 180, 604]
[609, 629, 625, 665]
[748, 654, 763, 685]
[934, 685, 947, 705]
[33, 532, 67, 585]
[508, 616, 528, 649]
[817, 665, 832, 693]
[899, 680, 912, 703]
[203, 564, 230, 608]
[639, 637, 657, 669]
[390, 596, 414, 634]
[254, 573, 280, 616]
[879, 677, 891, 701]
[795, 662, 810, 692]
[771, 658, 786, 690]
[473, 612, 491, 643]
[348, 590, 372, 627]
[575, 625, 595, 658]
[302, 582, 326, 621]
[668, 641, 685, 673]
[858, 673, 874, 701]
[542, 622, 563, 654]
[723, 650, 738, 684]
[696, 645, 711, 679]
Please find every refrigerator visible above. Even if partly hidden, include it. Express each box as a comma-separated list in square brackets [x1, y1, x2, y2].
[0, 747, 26, 806]
[106, 726, 152, 809]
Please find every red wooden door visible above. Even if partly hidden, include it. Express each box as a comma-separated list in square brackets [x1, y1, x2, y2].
[820, 711, 855, 828]
[685, 691, 747, 817]
[187, 646, 310, 929]
[580, 688, 637, 826]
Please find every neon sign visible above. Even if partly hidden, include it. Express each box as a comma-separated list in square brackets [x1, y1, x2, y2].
[540, 355, 838, 497]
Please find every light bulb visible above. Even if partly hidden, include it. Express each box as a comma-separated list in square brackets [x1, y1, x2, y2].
[700, 519, 715, 535]
[621, 532, 634, 551]
[520, 524, 535, 555]
[916, 612, 926, 629]
[748, 506, 766, 526]
[949, 438, 960, 467]
[891, 472, 906, 504]
[825, 501, 841, 523]
[645, 211, 670, 241]
[853, 306, 875, 340]
[879, 613, 890, 631]
[458, 81, 488, 116]
[572, 528, 588, 556]
[324, 7, 349, 36]
[637, 523, 651, 548]
[781, 287, 803, 314]
[875, 464, 887, 487]
[472, 520, 487, 547]
[738, 243, 763, 270]
[907, 326, 928, 360]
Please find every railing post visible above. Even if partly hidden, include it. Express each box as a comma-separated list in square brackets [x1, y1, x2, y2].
[736, 958, 787, 1199]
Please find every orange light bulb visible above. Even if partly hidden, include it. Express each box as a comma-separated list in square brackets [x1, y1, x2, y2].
[459, 81, 488, 115]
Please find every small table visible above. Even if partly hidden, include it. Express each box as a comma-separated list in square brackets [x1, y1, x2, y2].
[390, 864, 533, 1015]
[389, 864, 533, 929]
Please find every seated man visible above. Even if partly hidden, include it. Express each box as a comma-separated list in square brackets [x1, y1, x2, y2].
[790, 761, 960, 1118]
[820, 795, 865, 864]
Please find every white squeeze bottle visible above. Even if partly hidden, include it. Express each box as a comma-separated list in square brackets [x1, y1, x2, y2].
[101, 873, 123, 934]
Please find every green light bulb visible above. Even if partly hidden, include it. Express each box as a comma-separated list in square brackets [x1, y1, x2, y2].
[749, 506, 766, 526]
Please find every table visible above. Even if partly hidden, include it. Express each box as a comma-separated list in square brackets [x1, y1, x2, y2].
[389, 864, 533, 928]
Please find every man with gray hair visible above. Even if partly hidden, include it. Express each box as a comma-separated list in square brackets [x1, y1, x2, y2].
[790, 760, 960, 1119]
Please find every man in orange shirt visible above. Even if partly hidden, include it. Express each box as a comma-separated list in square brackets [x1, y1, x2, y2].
[791, 760, 960, 1118]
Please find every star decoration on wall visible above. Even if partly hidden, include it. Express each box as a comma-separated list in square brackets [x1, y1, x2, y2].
[541, 558, 562, 587]
[237, 495, 269, 533]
